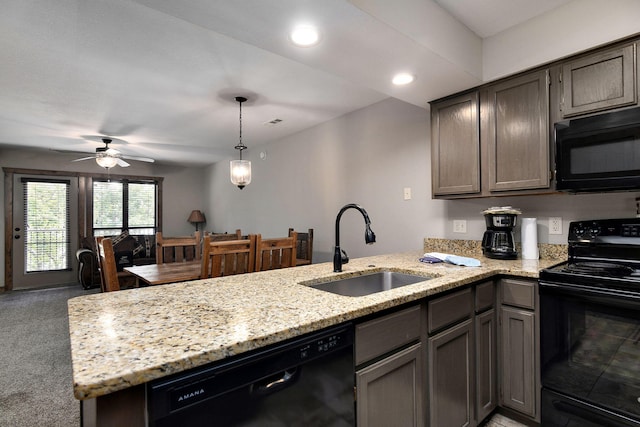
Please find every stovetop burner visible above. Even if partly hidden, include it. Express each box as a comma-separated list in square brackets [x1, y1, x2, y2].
[540, 218, 640, 291]
[563, 262, 636, 278]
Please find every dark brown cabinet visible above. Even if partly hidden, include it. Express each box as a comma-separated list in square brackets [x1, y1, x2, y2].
[499, 278, 539, 421]
[355, 305, 424, 427]
[356, 343, 423, 427]
[482, 69, 551, 192]
[560, 43, 637, 118]
[430, 68, 552, 198]
[475, 281, 497, 422]
[427, 287, 475, 427]
[430, 91, 480, 196]
[428, 319, 474, 427]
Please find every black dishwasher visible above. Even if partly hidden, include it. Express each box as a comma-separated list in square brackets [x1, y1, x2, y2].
[147, 323, 354, 426]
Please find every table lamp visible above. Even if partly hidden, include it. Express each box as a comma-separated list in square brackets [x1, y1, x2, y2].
[187, 210, 206, 231]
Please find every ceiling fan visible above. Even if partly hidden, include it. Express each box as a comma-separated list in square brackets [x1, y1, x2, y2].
[72, 138, 155, 169]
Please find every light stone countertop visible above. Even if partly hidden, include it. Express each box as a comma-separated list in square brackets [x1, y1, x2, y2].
[68, 250, 566, 400]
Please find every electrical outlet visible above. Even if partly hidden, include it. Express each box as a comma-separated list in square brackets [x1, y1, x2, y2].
[453, 220, 467, 233]
[549, 217, 562, 235]
[403, 187, 412, 200]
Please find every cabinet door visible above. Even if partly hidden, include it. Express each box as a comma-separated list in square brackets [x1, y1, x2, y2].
[428, 319, 474, 427]
[500, 306, 535, 417]
[356, 343, 423, 427]
[561, 43, 637, 117]
[430, 92, 480, 196]
[476, 308, 496, 423]
[484, 69, 550, 192]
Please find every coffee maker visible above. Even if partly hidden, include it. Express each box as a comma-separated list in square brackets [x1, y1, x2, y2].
[481, 207, 520, 259]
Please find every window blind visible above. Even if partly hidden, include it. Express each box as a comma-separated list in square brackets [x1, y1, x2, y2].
[93, 180, 157, 236]
[22, 178, 71, 272]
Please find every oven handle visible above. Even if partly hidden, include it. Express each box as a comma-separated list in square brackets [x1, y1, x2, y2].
[539, 281, 640, 309]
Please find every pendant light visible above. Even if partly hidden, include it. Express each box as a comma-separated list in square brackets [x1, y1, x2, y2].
[230, 96, 251, 189]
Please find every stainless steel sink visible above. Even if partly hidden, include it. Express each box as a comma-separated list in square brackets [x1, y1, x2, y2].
[307, 271, 432, 297]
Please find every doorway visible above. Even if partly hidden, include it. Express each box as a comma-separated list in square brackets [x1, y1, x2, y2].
[11, 174, 78, 290]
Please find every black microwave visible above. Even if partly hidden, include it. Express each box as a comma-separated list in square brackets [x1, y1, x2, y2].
[555, 106, 640, 192]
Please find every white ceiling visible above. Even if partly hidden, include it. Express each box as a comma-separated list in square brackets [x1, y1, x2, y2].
[0, 0, 573, 167]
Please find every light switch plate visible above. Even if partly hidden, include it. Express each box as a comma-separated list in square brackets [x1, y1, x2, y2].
[403, 187, 411, 200]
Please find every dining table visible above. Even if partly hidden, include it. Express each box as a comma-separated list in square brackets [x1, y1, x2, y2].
[123, 260, 202, 287]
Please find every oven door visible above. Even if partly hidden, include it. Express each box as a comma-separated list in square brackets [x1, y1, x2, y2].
[540, 280, 640, 426]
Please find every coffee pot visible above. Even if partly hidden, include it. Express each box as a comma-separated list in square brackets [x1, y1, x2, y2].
[481, 207, 521, 259]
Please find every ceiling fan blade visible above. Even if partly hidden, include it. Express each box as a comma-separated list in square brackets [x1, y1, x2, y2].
[72, 156, 96, 162]
[105, 147, 121, 155]
[121, 155, 155, 163]
[117, 158, 130, 167]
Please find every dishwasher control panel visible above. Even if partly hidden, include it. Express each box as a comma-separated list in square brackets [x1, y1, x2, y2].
[299, 331, 349, 360]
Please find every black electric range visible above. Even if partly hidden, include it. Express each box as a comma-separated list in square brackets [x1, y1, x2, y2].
[540, 218, 640, 293]
[539, 218, 640, 427]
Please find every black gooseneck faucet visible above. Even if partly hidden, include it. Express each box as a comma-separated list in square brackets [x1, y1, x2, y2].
[334, 204, 376, 272]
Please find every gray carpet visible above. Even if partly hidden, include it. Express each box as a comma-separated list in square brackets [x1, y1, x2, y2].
[0, 284, 97, 427]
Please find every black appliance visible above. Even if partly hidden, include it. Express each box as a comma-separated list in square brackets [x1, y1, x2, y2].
[147, 323, 354, 427]
[539, 218, 640, 426]
[482, 210, 518, 259]
[555, 106, 640, 192]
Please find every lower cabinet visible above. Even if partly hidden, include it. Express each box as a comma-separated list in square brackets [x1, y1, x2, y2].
[428, 319, 474, 427]
[499, 278, 539, 421]
[500, 306, 536, 417]
[352, 278, 541, 426]
[476, 308, 497, 421]
[356, 343, 423, 427]
[355, 305, 424, 427]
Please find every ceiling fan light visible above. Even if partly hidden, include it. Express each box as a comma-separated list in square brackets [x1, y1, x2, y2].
[230, 159, 251, 189]
[96, 155, 118, 169]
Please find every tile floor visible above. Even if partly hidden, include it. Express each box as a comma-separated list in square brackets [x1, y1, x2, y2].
[484, 413, 528, 427]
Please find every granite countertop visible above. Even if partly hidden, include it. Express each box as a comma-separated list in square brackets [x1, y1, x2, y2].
[68, 246, 566, 400]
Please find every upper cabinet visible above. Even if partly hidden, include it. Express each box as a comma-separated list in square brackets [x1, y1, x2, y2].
[430, 69, 552, 199]
[483, 69, 551, 192]
[560, 43, 637, 118]
[430, 92, 480, 196]
[430, 36, 640, 199]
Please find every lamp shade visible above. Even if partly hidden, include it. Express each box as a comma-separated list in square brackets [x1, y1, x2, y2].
[187, 210, 206, 224]
[230, 159, 251, 189]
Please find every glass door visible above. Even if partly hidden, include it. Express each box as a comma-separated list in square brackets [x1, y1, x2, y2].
[12, 174, 78, 289]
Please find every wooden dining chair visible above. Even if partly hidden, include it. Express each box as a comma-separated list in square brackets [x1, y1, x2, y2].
[156, 231, 202, 264]
[207, 229, 242, 242]
[255, 233, 297, 271]
[201, 234, 257, 278]
[95, 237, 120, 292]
[288, 228, 314, 266]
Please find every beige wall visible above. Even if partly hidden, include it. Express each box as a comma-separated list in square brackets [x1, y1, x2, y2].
[204, 98, 446, 263]
[483, 0, 640, 81]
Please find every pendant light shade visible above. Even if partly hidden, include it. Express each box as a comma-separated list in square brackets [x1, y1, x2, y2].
[230, 96, 251, 189]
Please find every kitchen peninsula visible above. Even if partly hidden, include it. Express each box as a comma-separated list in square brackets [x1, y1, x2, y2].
[69, 247, 565, 425]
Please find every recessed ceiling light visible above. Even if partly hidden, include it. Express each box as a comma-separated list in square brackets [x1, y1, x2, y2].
[290, 25, 320, 47]
[392, 73, 415, 85]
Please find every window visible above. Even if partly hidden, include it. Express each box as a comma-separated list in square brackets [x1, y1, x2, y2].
[22, 178, 71, 272]
[93, 179, 157, 236]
